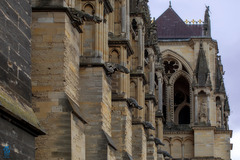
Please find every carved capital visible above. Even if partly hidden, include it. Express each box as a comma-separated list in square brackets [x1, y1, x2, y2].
[156, 72, 163, 80]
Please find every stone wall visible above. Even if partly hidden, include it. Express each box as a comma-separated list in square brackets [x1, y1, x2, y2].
[31, 8, 85, 160]
[111, 101, 132, 159]
[71, 114, 85, 160]
[79, 67, 112, 160]
[0, 0, 32, 102]
[132, 124, 147, 160]
[0, 117, 35, 160]
[0, 1, 44, 159]
[214, 131, 232, 160]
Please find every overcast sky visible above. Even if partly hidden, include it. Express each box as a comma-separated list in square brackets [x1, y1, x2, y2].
[148, 0, 240, 159]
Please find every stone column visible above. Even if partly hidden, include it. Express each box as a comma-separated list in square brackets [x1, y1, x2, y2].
[170, 143, 173, 156]
[158, 77, 163, 113]
[121, 1, 126, 33]
[194, 94, 198, 124]
[170, 85, 174, 123]
[181, 144, 184, 160]
[149, 101, 154, 124]
[149, 52, 155, 94]
[167, 85, 172, 123]
[138, 23, 143, 69]
[156, 72, 163, 114]
[207, 94, 210, 124]
[126, 0, 130, 39]
[95, 23, 99, 56]
[221, 98, 225, 128]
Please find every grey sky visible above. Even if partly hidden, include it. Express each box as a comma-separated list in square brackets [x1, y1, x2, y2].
[148, 0, 240, 159]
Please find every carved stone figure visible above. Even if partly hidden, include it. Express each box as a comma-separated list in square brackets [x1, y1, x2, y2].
[199, 102, 207, 123]
[216, 105, 222, 127]
[69, 8, 102, 24]
[143, 121, 155, 130]
[158, 150, 172, 158]
[126, 98, 143, 110]
[105, 62, 130, 75]
[154, 137, 165, 146]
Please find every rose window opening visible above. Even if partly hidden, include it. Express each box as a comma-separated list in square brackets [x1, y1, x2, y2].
[163, 59, 179, 74]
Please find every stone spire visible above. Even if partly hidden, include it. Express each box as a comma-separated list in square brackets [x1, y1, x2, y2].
[194, 42, 211, 87]
[204, 6, 211, 36]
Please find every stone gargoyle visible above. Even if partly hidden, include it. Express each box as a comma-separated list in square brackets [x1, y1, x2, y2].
[143, 121, 155, 130]
[126, 98, 143, 110]
[69, 8, 102, 25]
[154, 137, 165, 146]
[105, 62, 130, 75]
[158, 150, 172, 158]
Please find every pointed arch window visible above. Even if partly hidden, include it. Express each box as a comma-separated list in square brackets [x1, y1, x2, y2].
[179, 106, 190, 124]
[174, 76, 190, 125]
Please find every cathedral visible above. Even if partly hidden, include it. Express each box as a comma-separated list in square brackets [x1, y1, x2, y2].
[0, 0, 232, 160]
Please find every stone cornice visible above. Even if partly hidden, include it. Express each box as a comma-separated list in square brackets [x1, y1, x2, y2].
[32, 7, 83, 33]
[192, 126, 216, 130]
[130, 72, 147, 85]
[164, 130, 193, 134]
[32, 7, 102, 33]
[0, 86, 46, 136]
[215, 130, 233, 137]
[159, 38, 218, 52]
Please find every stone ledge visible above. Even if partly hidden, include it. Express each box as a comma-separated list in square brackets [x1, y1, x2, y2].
[0, 86, 45, 136]
[108, 38, 134, 57]
[32, 7, 83, 33]
[130, 72, 147, 85]
[103, 130, 117, 150]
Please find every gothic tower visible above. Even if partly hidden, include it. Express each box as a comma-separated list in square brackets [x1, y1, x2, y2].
[0, 0, 232, 160]
[155, 5, 232, 160]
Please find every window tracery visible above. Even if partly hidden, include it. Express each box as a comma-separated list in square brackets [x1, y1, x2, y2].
[163, 59, 179, 75]
[162, 55, 192, 126]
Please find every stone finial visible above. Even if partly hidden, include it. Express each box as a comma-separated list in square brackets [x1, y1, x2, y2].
[154, 137, 165, 146]
[169, 1, 172, 8]
[204, 5, 211, 36]
[143, 121, 155, 130]
[126, 98, 143, 110]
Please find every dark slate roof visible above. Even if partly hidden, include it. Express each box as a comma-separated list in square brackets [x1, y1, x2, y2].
[156, 7, 203, 39]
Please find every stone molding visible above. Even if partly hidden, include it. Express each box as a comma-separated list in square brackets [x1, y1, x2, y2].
[108, 39, 134, 57]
